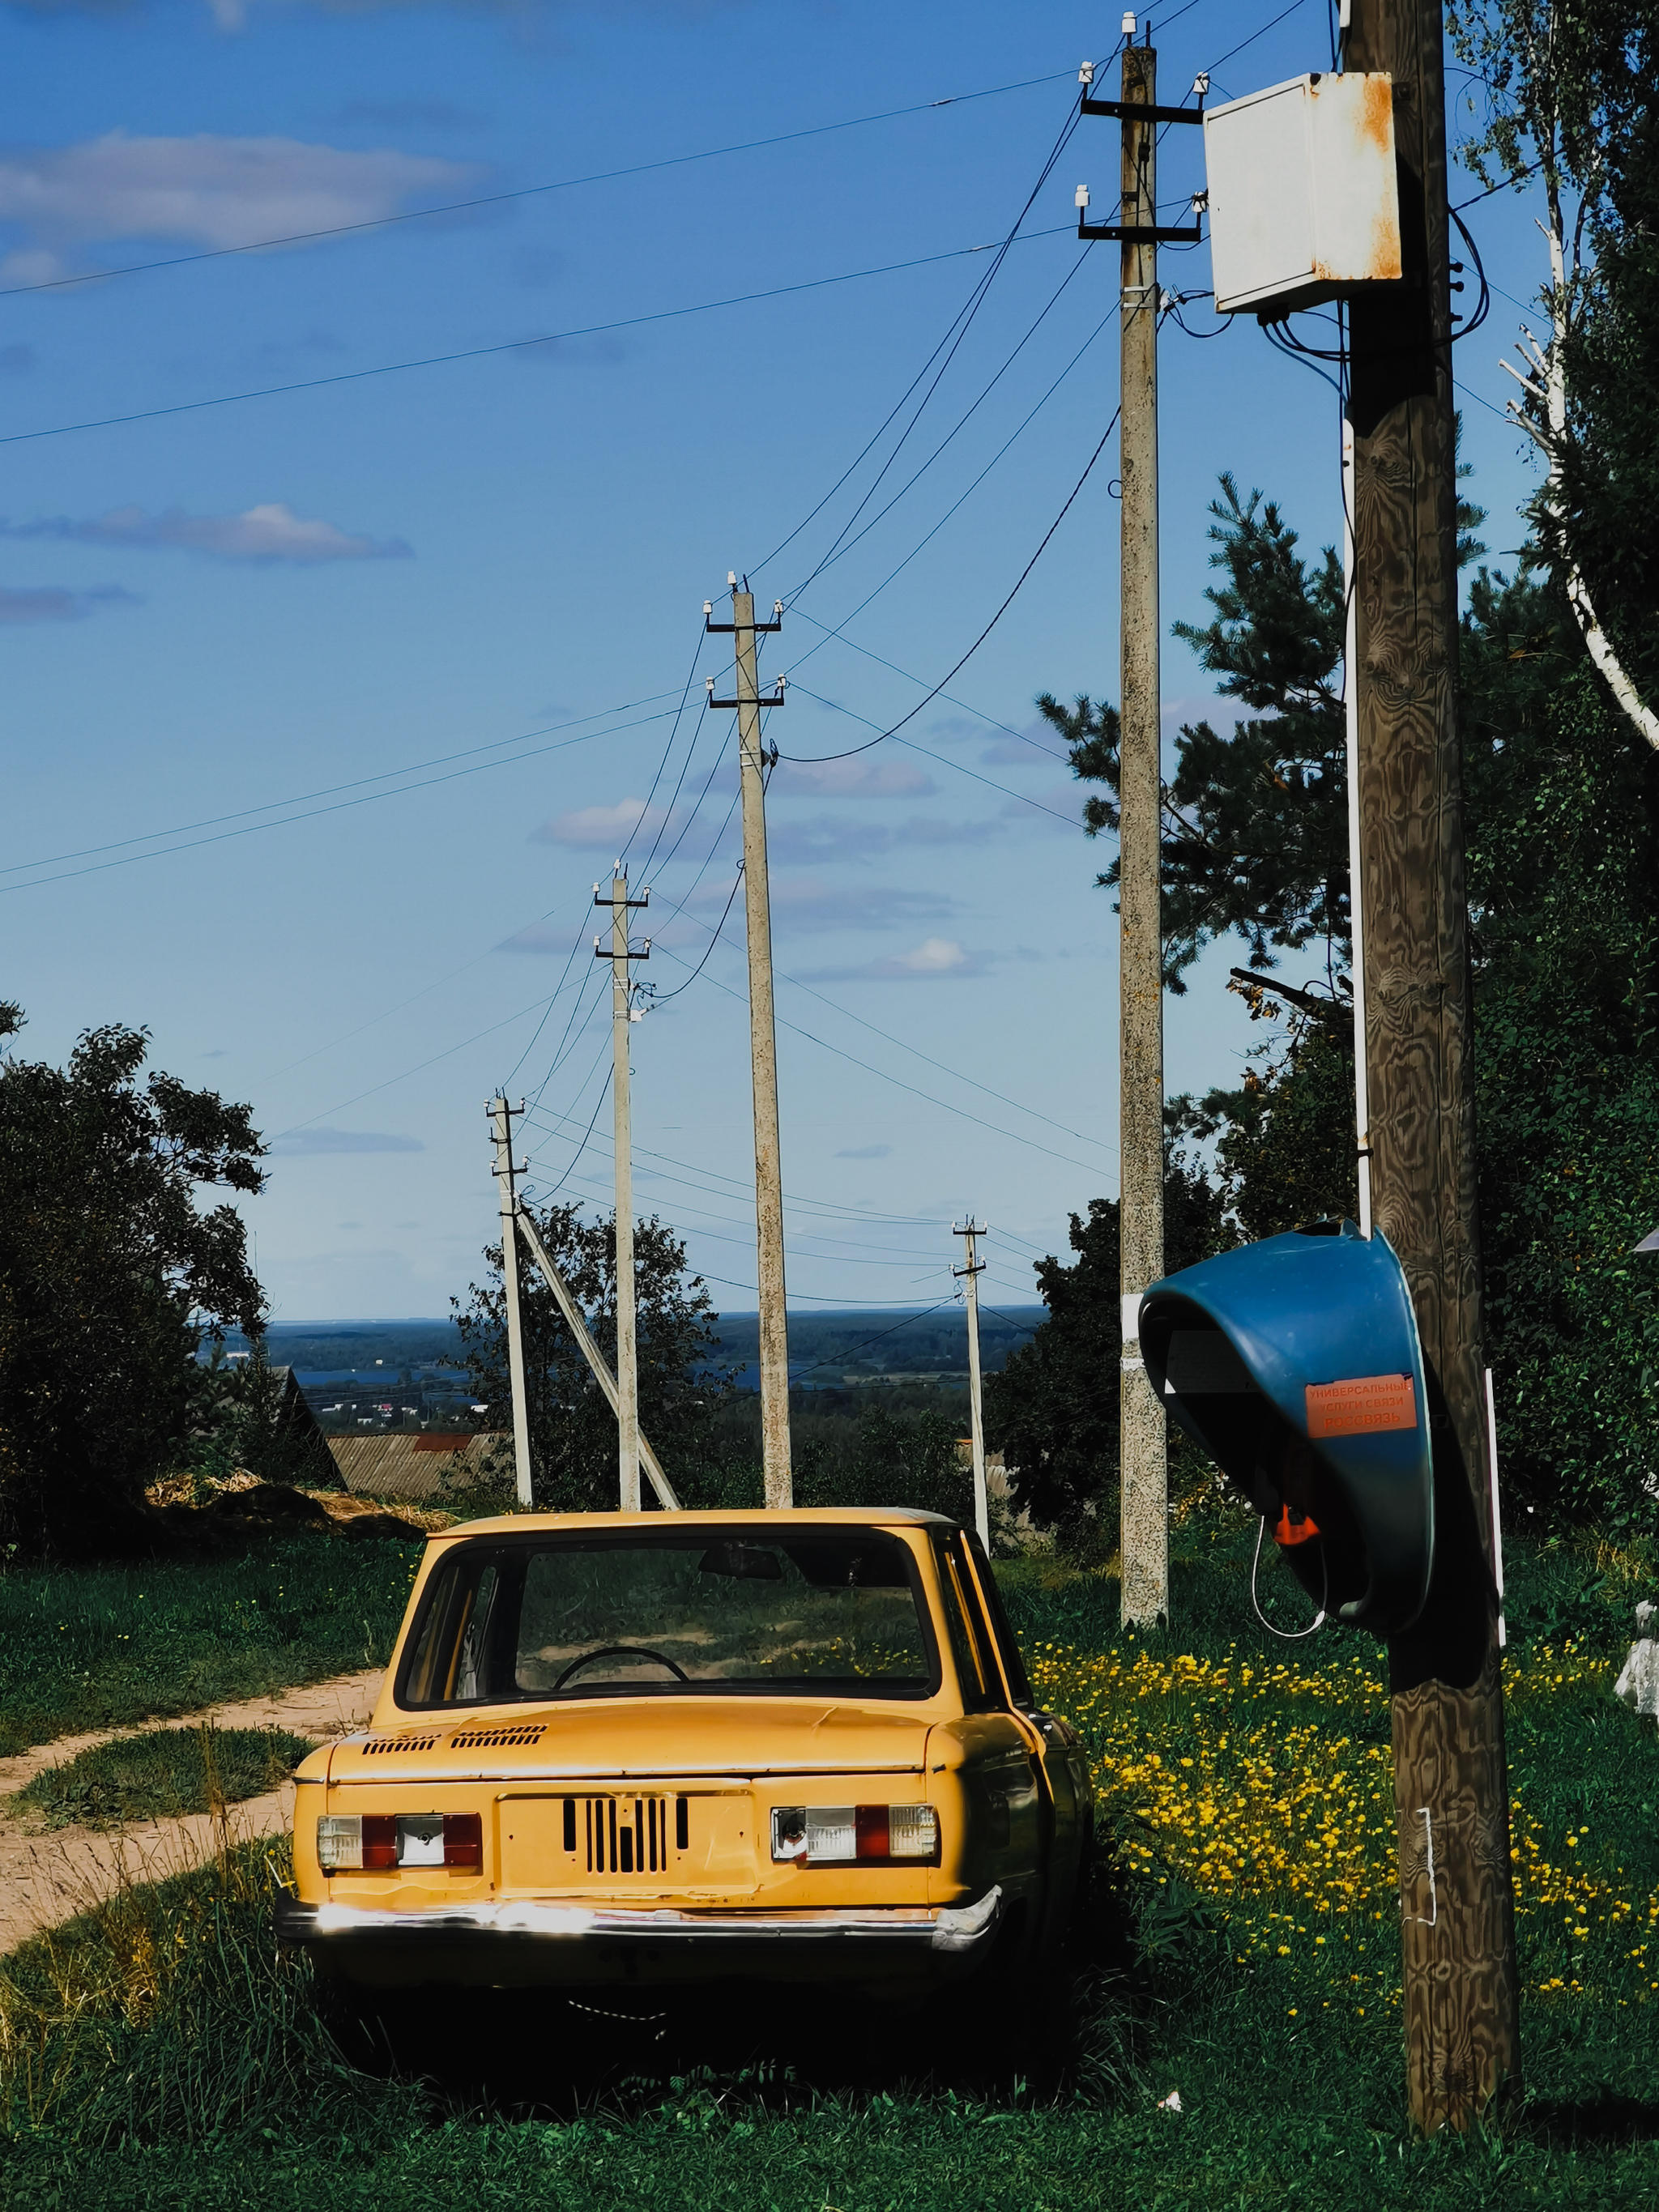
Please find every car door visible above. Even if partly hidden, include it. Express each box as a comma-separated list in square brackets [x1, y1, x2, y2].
[953, 1530, 1092, 1952]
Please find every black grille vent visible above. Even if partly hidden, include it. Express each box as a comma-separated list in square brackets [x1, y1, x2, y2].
[361, 1735, 439, 1756]
[449, 1725, 546, 1751]
[564, 1794, 678, 1875]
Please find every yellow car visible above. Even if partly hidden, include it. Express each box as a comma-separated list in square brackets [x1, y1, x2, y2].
[276, 1508, 1092, 2001]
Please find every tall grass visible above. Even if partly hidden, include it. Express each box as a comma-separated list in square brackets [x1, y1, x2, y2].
[0, 1530, 423, 1756]
[15, 1724, 316, 1829]
[6, 1520, 1659, 2208]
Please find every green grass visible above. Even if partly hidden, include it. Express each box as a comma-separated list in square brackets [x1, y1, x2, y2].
[6, 1520, 1659, 2208]
[12, 1725, 318, 1830]
[0, 1529, 424, 1757]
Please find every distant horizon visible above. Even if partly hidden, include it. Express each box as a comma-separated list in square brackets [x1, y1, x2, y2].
[250, 1306, 1047, 1329]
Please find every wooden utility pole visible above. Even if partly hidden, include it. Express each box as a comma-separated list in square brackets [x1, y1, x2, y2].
[953, 1220, 990, 1549]
[594, 869, 649, 1510]
[1114, 38, 1166, 1630]
[1345, 0, 1520, 2129]
[488, 1096, 535, 1508]
[707, 580, 792, 1507]
[1081, 36, 1202, 1626]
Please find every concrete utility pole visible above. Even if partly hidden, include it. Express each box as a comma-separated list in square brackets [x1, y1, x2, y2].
[707, 578, 793, 1509]
[1080, 33, 1201, 1626]
[594, 868, 650, 1511]
[1344, 0, 1520, 2129]
[488, 1096, 535, 1509]
[953, 1220, 990, 1551]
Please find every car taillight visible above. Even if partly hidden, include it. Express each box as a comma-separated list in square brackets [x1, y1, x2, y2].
[317, 1813, 482, 1873]
[770, 1804, 937, 1865]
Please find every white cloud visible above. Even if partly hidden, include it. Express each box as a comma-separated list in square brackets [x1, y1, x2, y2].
[0, 502, 411, 564]
[769, 755, 932, 800]
[269, 1127, 424, 1156]
[0, 132, 471, 254]
[533, 796, 672, 850]
[0, 582, 137, 624]
[804, 936, 995, 983]
[891, 936, 975, 975]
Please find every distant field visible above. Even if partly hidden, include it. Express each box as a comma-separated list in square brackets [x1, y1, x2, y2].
[227, 1308, 1048, 1389]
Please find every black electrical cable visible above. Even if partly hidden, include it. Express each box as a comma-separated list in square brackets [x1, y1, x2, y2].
[650, 866, 744, 1004]
[776, 404, 1120, 765]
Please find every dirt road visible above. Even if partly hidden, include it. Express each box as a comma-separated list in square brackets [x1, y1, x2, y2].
[0, 1668, 382, 1955]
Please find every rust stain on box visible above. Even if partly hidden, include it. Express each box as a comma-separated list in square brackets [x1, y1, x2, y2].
[1368, 210, 1403, 282]
[1305, 1372, 1417, 1438]
[1358, 73, 1393, 152]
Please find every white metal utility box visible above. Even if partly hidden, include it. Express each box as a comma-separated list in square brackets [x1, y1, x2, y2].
[1202, 72, 1401, 318]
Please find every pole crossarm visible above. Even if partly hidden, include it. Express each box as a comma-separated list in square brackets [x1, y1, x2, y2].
[1080, 96, 1203, 123]
[510, 1200, 680, 1511]
[1077, 220, 1200, 242]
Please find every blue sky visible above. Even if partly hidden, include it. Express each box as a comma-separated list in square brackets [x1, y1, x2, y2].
[2, 0, 1549, 1324]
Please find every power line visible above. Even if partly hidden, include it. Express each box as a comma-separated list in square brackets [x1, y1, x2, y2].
[1, 702, 682, 894]
[783, 249, 1098, 604]
[645, 879, 1114, 1157]
[790, 1300, 957, 1376]
[647, 935, 1111, 1178]
[775, 404, 1121, 765]
[778, 98, 1088, 604]
[618, 623, 710, 875]
[0, 226, 1073, 451]
[0, 70, 1077, 304]
[785, 292, 1115, 658]
[786, 682, 1082, 828]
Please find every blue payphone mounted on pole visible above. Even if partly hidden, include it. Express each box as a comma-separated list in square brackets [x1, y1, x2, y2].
[1139, 1219, 1435, 1637]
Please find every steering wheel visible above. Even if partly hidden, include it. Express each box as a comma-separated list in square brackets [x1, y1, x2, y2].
[552, 1643, 689, 1691]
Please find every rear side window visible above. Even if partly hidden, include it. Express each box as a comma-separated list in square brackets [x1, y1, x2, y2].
[934, 1539, 1000, 1712]
[958, 1528, 1034, 1707]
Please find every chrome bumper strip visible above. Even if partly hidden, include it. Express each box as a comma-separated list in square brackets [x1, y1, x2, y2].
[275, 1884, 1001, 1958]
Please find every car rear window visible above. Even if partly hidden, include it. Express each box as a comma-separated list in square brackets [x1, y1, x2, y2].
[397, 1528, 940, 1707]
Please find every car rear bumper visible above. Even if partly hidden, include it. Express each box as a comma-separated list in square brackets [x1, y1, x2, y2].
[275, 1885, 1004, 1990]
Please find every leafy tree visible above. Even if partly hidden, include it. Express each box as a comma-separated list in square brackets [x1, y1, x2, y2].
[1171, 988, 1359, 1244]
[454, 1202, 732, 1511]
[1043, 475, 1349, 994]
[983, 1149, 1227, 1536]
[1459, 564, 1659, 1525]
[1053, 447, 1487, 996]
[798, 1402, 969, 1519]
[0, 1007, 267, 1553]
[1448, 0, 1659, 737]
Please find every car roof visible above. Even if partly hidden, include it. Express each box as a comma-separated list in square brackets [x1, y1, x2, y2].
[430, 1506, 960, 1541]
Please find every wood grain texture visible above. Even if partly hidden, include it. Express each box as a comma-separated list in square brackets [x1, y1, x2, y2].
[1118, 41, 1167, 1626]
[1347, 0, 1520, 2131]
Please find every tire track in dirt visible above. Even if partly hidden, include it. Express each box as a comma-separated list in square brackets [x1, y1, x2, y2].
[0, 1669, 382, 1954]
